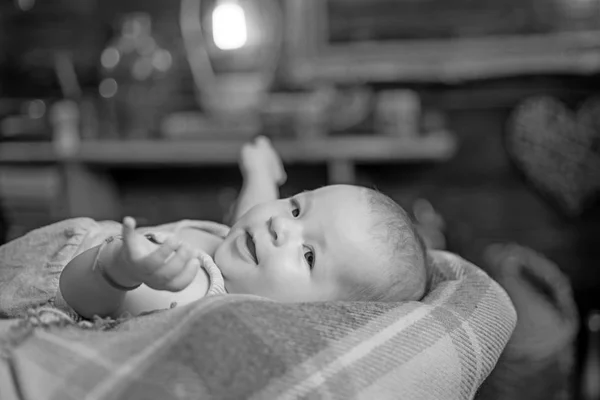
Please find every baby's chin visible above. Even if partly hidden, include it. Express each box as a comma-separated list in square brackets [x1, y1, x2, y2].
[212, 234, 242, 283]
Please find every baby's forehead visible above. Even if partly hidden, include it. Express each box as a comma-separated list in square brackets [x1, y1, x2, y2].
[306, 185, 371, 211]
[305, 187, 377, 242]
[311, 184, 366, 198]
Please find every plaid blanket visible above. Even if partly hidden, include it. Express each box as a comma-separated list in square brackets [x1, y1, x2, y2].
[0, 219, 516, 400]
[0, 255, 515, 400]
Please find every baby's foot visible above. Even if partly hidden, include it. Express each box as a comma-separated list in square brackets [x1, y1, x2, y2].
[240, 136, 287, 185]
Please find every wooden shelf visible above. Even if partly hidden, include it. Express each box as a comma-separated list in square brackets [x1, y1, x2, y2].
[0, 133, 458, 220]
[0, 142, 59, 163]
[0, 133, 458, 166]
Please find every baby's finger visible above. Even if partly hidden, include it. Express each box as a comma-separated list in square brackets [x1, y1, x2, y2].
[163, 244, 194, 272]
[164, 258, 200, 292]
[121, 216, 154, 261]
[144, 236, 182, 270]
[150, 244, 194, 285]
[122, 216, 137, 242]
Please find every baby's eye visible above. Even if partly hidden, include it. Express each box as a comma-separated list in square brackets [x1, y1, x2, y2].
[290, 199, 300, 218]
[304, 248, 315, 269]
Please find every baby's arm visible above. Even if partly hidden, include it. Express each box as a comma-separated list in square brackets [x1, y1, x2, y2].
[59, 237, 132, 319]
[59, 218, 201, 319]
[229, 136, 287, 224]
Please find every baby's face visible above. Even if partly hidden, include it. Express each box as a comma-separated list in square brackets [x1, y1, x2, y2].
[214, 185, 380, 302]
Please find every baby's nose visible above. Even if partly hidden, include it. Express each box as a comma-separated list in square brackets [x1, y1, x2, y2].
[269, 216, 299, 245]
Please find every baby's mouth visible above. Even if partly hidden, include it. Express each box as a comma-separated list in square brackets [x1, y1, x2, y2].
[245, 231, 258, 264]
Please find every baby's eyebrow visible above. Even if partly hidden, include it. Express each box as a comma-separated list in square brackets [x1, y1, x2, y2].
[301, 192, 325, 250]
[300, 191, 313, 216]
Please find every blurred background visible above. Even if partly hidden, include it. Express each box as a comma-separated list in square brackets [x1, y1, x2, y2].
[1, 0, 600, 398]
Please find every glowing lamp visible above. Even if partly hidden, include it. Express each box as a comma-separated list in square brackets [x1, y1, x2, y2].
[180, 0, 282, 128]
[212, 1, 248, 50]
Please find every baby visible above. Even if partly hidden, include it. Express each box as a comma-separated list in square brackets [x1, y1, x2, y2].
[58, 137, 428, 319]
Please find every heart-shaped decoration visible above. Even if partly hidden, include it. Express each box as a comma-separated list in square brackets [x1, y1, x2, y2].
[506, 96, 600, 216]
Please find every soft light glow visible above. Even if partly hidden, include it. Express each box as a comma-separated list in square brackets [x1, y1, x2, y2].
[152, 49, 173, 72]
[99, 78, 118, 98]
[132, 59, 153, 81]
[101, 47, 120, 69]
[26, 99, 46, 119]
[16, 0, 35, 11]
[212, 1, 248, 50]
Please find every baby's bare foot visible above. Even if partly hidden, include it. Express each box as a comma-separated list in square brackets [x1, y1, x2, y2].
[240, 136, 287, 185]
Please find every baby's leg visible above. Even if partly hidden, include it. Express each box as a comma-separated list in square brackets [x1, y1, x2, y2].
[227, 137, 286, 225]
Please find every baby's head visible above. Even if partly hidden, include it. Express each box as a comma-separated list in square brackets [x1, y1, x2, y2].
[344, 187, 428, 302]
[214, 184, 427, 303]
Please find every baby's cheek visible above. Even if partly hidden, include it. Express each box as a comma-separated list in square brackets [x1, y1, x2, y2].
[213, 241, 237, 277]
[261, 258, 305, 288]
[212, 243, 225, 268]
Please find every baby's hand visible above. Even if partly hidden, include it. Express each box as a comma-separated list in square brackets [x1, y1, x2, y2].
[118, 217, 201, 292]
[239, 136, 287, 186]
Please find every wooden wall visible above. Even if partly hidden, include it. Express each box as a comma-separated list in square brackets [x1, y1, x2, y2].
[328, 0, 600, 42]
[372, 77, 600, 321]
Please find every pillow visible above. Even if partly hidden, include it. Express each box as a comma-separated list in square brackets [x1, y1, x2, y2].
[1, 250, 516, 400]
[476, 244, 579, 400]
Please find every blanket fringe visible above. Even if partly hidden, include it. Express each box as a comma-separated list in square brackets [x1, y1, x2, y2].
[0, 306, 127, 359]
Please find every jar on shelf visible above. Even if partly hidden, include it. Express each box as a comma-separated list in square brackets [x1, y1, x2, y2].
[98, 13, 177, 139]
